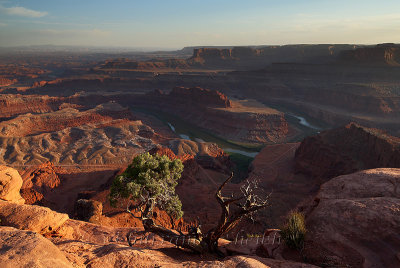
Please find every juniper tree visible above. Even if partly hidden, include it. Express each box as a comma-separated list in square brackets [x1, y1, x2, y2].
[109, 152, 269, 255]
[109, 152, 184, 224]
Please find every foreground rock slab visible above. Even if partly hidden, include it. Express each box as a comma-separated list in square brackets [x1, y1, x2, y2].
[0, 226, 73, 268]
[0, 196, 317, 267]
[53, 238, 318, 268]
[0, 200, 69, 234]
[304, 168, 400, 268]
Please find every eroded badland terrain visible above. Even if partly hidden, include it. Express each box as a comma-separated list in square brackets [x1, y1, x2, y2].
[0, 44, 400, 267]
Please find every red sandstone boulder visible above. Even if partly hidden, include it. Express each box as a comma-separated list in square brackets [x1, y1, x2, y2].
[303, 168, 400, 268]
[74, 199, 103, 224]
[0, 200, 69, 234]
[0, 197, 316, 267]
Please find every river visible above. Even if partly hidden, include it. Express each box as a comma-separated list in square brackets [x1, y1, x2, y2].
[290, 114, 320, 130]
[224, 148, 258, 158]
[167, 122, 258, 158]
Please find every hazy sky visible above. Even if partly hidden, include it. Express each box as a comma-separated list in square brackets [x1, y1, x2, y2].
[1, 0, 400, 48]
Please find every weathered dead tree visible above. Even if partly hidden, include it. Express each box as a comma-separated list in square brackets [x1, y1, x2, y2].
[201, 172, 269, 254]
[124, 172, 269, 254]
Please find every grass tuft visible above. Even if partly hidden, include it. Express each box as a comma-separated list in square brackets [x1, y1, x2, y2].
[281, 211, 306, 251]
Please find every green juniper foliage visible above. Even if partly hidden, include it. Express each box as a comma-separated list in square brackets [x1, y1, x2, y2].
[109, 152, 184, 220]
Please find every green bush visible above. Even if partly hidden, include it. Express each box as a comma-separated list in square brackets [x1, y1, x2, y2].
[109, 152, 184, 221]
[281, 211, 306, 250]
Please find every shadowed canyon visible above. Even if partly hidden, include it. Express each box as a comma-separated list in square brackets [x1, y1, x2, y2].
[1, 43, 400, 268]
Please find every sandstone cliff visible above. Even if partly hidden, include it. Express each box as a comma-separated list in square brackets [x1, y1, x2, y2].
[188, 45, 358, 69]
[295, 123, 400, 180]
[339, 44, 400, 65]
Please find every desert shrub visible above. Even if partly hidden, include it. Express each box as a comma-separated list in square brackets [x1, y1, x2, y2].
[246, 233, 262, 238]
[281, 211, 306, 250]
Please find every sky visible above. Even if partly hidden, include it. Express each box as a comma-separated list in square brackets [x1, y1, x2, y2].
[1, 0, 400, 49]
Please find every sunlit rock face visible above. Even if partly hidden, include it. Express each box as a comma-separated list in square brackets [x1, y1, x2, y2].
[0, 165, 25, 204]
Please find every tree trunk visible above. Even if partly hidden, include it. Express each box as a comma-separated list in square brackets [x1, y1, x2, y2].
[125, 172, 268, 255]
[127, 218, 205, 253]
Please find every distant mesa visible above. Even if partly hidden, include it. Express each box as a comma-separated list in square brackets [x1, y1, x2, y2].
[101, 58, 189, 70]
[188, 44, 359, 68]
[93, 44, 362, 72]
[339, 43, 400, 65]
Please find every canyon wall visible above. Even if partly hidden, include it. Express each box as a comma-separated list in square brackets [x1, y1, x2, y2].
[295, 123, 400, 179]
[134, 87, 289, 143]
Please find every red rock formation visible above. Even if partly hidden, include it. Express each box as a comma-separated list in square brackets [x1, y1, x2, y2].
[149, 146, 194, 163]
[101, 58, 189, 70]
[25, 77, 150, 95]
[0, 90, 289, 144]
[168, 86, 232, 108]
[0, 94, 66, 118]
[0, 221, 318, 267]
[247, 143, 317, 227]
[295, 123, 400, 180]
[303, 168, 400, 268]
[20, 162, 64, 205]
[32, 80, 48, 88]
[0, 166, 25, 204]
[0, 102, 133, 137]
[167, 140, 233, 173]
[22, 162, 63, 189]
[0, 77, 17, 87]
[141, 87, 288, 143]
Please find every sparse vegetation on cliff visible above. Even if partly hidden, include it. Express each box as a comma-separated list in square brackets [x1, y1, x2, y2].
[281, 211, 306, 251]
